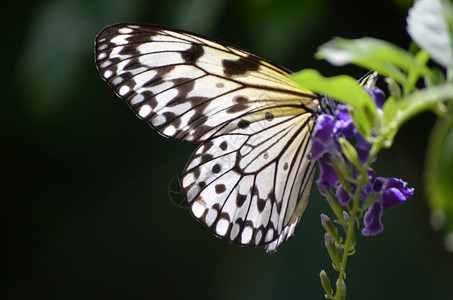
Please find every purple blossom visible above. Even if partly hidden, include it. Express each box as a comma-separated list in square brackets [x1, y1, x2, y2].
[312, 88, 414, 235]
[311, 105, 372, 187]
[362, 172, 414, 235]
[367, 88, 385, 109]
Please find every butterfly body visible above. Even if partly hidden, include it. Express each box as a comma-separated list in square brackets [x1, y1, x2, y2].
[95, 23, 328, 253]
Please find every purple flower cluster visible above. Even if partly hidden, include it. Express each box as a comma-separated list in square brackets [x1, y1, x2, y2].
[312, 89, 414, 235]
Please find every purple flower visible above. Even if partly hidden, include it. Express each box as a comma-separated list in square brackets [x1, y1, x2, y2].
[367, 88, 385, 109]
[311, 104, 372, 188]
[361, 174, 414, 236]
[336, 184, 351, 206]
[312, 87, 414, 236]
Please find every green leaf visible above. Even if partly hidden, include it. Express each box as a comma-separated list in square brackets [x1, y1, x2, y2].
[316, 37, 432, 84]
[425, 107, 453, 242]
[407, 0, 453, 69]
[290, 69, 376, 135]
[290, 69, 376, 109]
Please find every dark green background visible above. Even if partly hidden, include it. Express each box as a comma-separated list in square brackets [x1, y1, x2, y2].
[2, 0, 452, 298]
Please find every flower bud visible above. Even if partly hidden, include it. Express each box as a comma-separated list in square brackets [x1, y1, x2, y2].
[319, 270, 333, 297]
[320, 187, 343, 219]
[336, 279, 346, 300]
[331, 153, 351, 188]
[324, 233, 342, 266]
[341, 211, 350, 232]
[321, 214, 340, 244]
[338, 137, 360, 167]
[342, 211, 350, 222]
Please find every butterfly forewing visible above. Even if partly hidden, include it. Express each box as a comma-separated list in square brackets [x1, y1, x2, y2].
[95, 23, 321, 253]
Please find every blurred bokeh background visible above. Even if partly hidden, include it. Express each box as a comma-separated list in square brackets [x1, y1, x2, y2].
[2, 0, 452, 298]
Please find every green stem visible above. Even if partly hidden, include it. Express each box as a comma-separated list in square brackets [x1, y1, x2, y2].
[392, 84, 453, 131]
[333, 145, 381, 300]
[333, 173, 363, 299]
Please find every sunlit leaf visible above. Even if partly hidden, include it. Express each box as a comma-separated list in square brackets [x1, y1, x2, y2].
[290, 69, 376, 135]
[407, 0, 453, 69]
[317, 37, 432, 84]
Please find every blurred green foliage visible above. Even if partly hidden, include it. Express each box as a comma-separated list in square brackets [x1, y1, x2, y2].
[2, 0, 452, 299]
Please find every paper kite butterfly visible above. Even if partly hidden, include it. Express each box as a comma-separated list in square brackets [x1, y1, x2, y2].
[94, 23, 336, 253]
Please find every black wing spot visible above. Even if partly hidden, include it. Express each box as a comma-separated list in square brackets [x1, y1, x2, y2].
[237, 119, 250, 129]
[201, 154, 214, 163]
[226, 96, 250, 113]
[181, 43, 204, 63]
[212, 164, 221, 173]
[234, 96, 248, 104]
[222, 55, 260, 77]
[265, 112, 274, 122]
[211, 203, 221, 212]
[215, 184, 226, 194]
[119, 45, 140, 57]
[198, 181, 206, 188]
[236, 194, 247, 207]
[191, 168, 201, 180]
[219, 212, 231, 222]
[257, 198, 267, 212]
[219, 141, 228, 151]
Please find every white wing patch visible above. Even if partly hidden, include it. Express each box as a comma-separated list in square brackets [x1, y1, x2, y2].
[95, 23, 323, 253]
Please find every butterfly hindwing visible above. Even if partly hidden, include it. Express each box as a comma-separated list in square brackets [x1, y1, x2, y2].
[95, 23, 321, 252]
[182, 111, 316, 251]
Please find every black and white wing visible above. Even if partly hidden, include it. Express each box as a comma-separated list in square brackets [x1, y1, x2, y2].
[95, 23, 321, 253]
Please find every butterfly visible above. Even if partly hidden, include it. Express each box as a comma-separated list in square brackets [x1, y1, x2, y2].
[95, 23, 335, 253]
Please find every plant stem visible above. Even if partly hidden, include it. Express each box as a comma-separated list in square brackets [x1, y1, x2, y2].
[333, 145, 380, 300]
[333, 175, 361, 299]
[393, 84, 453, 130]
